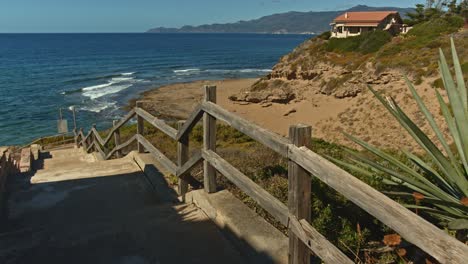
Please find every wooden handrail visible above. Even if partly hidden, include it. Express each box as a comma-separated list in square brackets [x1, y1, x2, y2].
[176, 151, 202, 177]
[91, 127, 105, 146]
[176, 105, 203, 140]
[105, 135, 137, 160]
[136, 135, 177, 174]
[135, 107, 178, 140]
[202, 101, 291, 156]
[101, 110, 136, 146]
[288, 145, 467, 263]
[74, 86, 467, 264]
[202, 149, 352, 263]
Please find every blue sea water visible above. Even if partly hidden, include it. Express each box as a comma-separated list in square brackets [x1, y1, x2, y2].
[0, 33, 310, 146]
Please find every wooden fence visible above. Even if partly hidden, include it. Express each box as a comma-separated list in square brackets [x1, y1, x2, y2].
[1, 147, 20, 216]
[74, 85, 467, 264]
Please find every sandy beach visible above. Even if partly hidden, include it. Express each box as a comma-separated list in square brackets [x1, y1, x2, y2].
[132, 75, 448, 152]
[133, 78, 352, 136]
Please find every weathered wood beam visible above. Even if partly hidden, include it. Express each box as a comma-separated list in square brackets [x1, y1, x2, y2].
[288, 124, 312, 264]
[202, 149, 351, 263]
[203, 86, 217, 193]
[175, 105, 203, 140]
[136, 135, 177, 174]
[105, 135, 137, 160]
[202, 101, 290, 156]
[288, 145, 468, 264]
[136, 102, 145, 153]
[177, 121, 189, 201]
[135, 107, 178, 140]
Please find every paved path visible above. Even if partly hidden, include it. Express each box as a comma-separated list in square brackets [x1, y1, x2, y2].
[1, 148, 243, 264]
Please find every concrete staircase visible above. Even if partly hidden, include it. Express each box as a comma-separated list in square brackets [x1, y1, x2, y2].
[0, 147, 244, 264]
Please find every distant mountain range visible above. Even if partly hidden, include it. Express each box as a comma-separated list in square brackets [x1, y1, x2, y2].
[146, 5, 414, 34]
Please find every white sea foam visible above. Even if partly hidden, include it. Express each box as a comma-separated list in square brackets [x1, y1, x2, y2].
[238, 69, 272, 73]
[121, 72, 135, 76]
[83, 83, 133, 99]
[81, 76, 136, 99]
[173, 68, 200, 73]
[173, 68, 271, 75]
[81, 101, 117, 113]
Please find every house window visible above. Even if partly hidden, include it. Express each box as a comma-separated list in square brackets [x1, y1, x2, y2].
[349, 27, 360, 34]
[337, 26, 343, 33]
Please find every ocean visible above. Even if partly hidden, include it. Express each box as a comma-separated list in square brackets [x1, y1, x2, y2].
[0, 33, 311, 146]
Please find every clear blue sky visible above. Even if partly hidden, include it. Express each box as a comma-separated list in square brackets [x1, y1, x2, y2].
[0, 0, 421, 33]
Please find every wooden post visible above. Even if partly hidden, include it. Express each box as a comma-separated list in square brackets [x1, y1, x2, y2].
[177, 121, 189, 201]
[92, 124, 97, 152]
[80, 128, 86, 149]
[136, 101, 145, 153]
[73, 128, 78, 147]
[288, 124, 312, 264]
[113, 120, 122, 158]
[203, 85, 217, 193]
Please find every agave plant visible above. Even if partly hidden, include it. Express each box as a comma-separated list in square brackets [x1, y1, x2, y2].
[331, 38, 468, 231]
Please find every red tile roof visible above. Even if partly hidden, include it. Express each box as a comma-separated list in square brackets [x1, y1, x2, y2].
[333, 11, 398, 23]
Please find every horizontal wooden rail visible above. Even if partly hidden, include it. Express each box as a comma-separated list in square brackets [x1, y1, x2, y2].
[288, 145, 468, 263]
[136, 135, 177, 174]
[176, 151, 203, 177]
[176, 105, 203, 140]
[202, 101, 291, 156]
[202, 149, 352, 263]
[101, 110, 136, 146]
[135, 107, 178, 140]
[74, 85, 467, 264]
[105, 135, 137, 160]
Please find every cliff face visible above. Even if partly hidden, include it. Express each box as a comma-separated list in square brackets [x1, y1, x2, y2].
[229, 37, 404, 103]
[230, 19, 467, 104]
[227, 21, 467, 151]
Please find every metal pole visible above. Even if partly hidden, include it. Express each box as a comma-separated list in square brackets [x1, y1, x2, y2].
[71, 107, 77, 131]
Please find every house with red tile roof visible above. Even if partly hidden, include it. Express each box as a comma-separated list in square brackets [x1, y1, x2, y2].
[330, 11, 409, 38]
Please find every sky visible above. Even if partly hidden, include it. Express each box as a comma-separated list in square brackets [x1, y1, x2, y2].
[0, 0, 422, 33]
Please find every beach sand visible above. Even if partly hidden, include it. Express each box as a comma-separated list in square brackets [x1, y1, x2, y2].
[134, 78, 351, 137]
[133, 76, 448, 152]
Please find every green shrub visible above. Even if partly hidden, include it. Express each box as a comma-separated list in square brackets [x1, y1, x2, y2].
[326, 30, 392, 54]
[318, 31, 331, 40]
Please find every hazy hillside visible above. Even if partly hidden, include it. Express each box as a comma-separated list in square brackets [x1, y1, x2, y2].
[147, 5, 413, 34]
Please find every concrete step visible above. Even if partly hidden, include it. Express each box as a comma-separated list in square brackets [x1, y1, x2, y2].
[2, 149, 245, 264]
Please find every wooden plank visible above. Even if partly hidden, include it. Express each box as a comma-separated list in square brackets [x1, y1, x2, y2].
[91, 127, 105, 147]
[86, 141, 94, 153]
[203, 86, 217, 193]
[202, 149, 350, 263]
[137, 135, 177, 174]
[288, 125, 312, 264]
[136, 102, 145, 153]
[288, 217, 353, 264]
[93, 142, 106, 160]
[177, 121, 189, 201]
[102, 110, 136, 145]
[113, 120, 122, 158]
[135, 107, 178, 139]
[203, 149, 289, 225]
[175, 105, 203, 140]
[202, 101, 290, 156]
[105, 135, 137, 160]
[81, 130, 93, 147]
[176, 151, 203, 177]
[288, 145, 468, 264]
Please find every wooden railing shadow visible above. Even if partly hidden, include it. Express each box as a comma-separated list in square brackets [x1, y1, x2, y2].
[2, 169, 255, 264]
[74, 86, 467, 264]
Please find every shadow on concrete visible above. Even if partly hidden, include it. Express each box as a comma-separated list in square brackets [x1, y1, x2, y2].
[0, 154, 278, 264]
